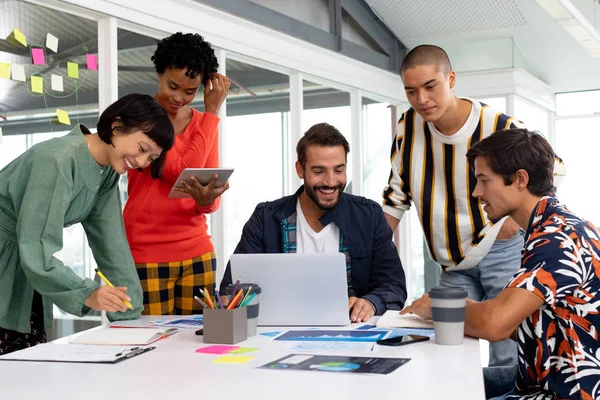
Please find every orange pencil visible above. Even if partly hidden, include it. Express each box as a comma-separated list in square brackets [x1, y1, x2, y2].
[227, 289, 244, 310]
[202, 288, 215, 309]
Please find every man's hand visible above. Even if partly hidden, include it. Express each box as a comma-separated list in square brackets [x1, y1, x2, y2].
[84, 286, 130, 312]
[349, 297, 375, 322]
[173, 175, 230, 207]
[204, 73, 230, 115]
[399, 294, 433, 320]
[497, 216, 521, 240]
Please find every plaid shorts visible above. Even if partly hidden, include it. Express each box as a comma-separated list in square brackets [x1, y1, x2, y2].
[135, 251, 216, 315]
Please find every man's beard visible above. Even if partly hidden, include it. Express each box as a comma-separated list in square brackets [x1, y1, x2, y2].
[305, 183, 345, 211]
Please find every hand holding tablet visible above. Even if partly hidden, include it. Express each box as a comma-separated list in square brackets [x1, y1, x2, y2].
[169, 168, 234, 199]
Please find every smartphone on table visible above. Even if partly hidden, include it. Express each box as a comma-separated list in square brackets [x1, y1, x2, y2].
[376, 334, 430, 347]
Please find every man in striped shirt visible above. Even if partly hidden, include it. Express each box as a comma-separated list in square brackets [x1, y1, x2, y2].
[382, 45, 565, 369]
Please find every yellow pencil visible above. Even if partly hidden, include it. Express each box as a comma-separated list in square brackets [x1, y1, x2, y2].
[95, 268, 133, 310]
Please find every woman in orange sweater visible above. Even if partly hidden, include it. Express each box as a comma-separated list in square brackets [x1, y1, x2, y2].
[123, 32, 230, 315]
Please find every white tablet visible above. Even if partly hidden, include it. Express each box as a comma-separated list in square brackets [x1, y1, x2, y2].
[168, 168, 234, 199]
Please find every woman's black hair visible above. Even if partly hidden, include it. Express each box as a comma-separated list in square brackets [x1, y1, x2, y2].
[151, 32, 218, 85]
[96, 93, 175, 179]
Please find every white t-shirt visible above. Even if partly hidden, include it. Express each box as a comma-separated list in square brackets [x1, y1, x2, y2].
[296, 199, 340, 253]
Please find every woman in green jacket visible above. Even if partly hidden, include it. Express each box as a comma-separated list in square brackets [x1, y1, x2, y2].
[0, 93, 174, 355]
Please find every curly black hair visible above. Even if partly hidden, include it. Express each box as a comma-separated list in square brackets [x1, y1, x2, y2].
[151, 32, 218, 85]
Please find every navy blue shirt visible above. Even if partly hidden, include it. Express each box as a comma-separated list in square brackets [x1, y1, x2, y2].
[221, 187, 407, 314]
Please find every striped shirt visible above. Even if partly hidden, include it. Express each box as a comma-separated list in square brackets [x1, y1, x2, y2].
[382, 99, 566, 271]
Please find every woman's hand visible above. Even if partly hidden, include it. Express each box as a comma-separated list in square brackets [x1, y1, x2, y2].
[84, 286, 131, 312]
[174, 175, 230, 207]
[204, 73, 230, 115]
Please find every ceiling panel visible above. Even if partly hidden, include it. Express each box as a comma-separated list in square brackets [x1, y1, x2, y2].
[364, 0, 526, 40]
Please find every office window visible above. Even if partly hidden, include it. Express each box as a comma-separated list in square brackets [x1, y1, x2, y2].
[362, 99, 392, 203]
[0, 0, 100, 334]
[223, 58, 288, 258]
[475, 96, 507, 113]
[555, 116, 600, 225]
[556, 90, 600, 116]
[0, 135, 27, 170]
[117, 27, 162, 206]
[513, 96, 549, 136]
[303, 81, 352, 183]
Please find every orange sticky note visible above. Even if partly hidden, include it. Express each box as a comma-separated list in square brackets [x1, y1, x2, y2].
[0, 62, 9, 80]
[31, 76, 43, 94]
[56, 109, 71, 125]
[67, 62, 79, 79]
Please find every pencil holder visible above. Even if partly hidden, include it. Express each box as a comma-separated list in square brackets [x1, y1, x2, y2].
[203, 307, 248, 345]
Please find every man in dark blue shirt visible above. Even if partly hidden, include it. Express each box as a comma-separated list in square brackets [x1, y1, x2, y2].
[221, 123, 407, 322]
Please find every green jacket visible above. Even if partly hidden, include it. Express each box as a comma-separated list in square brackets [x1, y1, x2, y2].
[0, 125, 142, 333]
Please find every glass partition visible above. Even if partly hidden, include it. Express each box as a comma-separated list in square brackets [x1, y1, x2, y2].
[302, 80, 352, 185]
[223, 58, 289, 258]
[513, 95, 549, 136]
[0, 0, 100, 338]
[361, 98, 392, 203]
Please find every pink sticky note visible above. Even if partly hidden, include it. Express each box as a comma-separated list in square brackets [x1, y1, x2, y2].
[195, 345, 240, 355]
[86, 54, 97, 70]
[31, 48, 45, 65]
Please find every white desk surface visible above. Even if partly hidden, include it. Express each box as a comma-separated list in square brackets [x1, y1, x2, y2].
[0, 316, 485, 399]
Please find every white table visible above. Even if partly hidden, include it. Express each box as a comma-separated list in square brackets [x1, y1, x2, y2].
[0, 316, 485, 399]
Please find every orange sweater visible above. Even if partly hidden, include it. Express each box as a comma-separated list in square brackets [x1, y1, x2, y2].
[123, 109, 220, 263]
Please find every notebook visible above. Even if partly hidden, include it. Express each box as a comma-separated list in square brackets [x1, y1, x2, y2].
[0, 344, 155, 364]
[70, 327, 178, 345]
[376, 310, 434, 329]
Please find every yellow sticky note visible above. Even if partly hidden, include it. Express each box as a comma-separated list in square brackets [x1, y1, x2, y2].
[212, 355, 254, 364]
[31, 76, 43, 94]
[67, 62, 79, 79]
[7, 28, 27, 47]
[228, 347, 258, 354]
[0, 62, 9, 80]
[56, 109, 71, 125]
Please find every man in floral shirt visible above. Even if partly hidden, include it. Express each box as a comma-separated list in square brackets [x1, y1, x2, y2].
[401, 128, 600, 399]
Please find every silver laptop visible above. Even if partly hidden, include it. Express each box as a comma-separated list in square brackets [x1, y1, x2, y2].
[229, 253, 350, 326]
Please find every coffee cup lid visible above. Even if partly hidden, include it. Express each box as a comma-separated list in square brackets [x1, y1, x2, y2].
[429, 286, 467, 299]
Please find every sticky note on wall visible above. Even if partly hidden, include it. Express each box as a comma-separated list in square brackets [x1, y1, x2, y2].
[56, 109, 71, 125]
[67, 62, 79, 79]
[46, 33, 59, 53]
[86, 54, 97, 71]
[31, 76, 43, 94]
[0, 62, 9, 79]
[11, 65, 25, 82]
[6, 28, 27, 47]
[31, 48, 46, 65]
[51, 74, 63, 92]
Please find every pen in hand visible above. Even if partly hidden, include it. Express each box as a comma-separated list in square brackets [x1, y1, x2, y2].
[94, 268, 134, 310]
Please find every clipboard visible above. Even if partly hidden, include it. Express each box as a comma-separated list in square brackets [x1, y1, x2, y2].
[0, 344, 156, 364]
